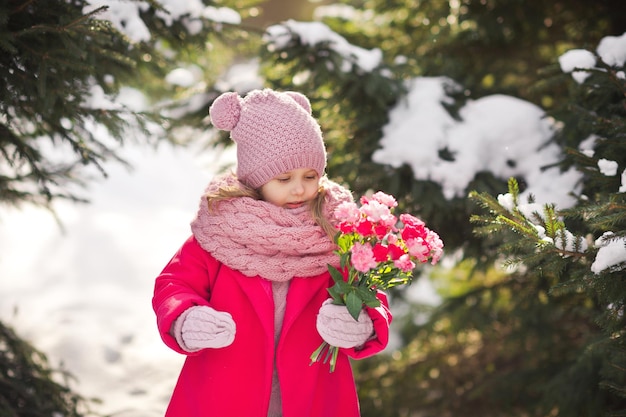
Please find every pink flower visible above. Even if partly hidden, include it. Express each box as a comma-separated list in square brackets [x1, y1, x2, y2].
[394, 254, 415, 272]
[400, 213, 425, 228]
[406, 238, 430, 263]
[371, 191, 397, 208]
[312, 190, 444, 372]
[334, 201, 360, 224]
[360, 200, 392, 223]
[350, 242, 378, 272]
[431, 248, 443, 265]
[426, 232, 444, 264]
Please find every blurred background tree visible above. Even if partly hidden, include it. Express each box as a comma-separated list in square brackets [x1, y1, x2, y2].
[0, 0, 259, 210]
[0, 321, 95, 416]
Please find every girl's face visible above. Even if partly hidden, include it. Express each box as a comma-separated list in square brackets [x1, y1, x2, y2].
[260, 167, 320, 209]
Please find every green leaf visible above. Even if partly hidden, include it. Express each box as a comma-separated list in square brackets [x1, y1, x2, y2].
[356, 286, 378, 303]
[326, 284, 343, 303]
[364, 299, 381, 308]
[340, 253, 351, 269]
[335, 280, 353, 294]
[337, 233, 353, 252]
[328, 264, 344, 284]
[346, 291, 363, 321]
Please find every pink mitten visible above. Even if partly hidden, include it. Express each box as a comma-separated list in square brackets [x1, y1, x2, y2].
[316, 299, 374, 348]
[173, 305, 236, 352]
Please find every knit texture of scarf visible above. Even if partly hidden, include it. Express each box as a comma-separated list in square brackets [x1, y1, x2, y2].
[190, 174, 353, 282]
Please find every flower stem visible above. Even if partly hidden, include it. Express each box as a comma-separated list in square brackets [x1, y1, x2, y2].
[309, 341, 338, 372]
[322, 345, 339, 372]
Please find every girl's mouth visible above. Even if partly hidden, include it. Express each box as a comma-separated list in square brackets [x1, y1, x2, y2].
[286, 202, 304, 209]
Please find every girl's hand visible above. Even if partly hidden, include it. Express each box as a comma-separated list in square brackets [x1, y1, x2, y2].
[316, 299, 374, 348]
[172, 305, 236, 352]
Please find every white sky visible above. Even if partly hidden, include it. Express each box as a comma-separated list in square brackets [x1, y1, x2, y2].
[1, 3, 625, 415]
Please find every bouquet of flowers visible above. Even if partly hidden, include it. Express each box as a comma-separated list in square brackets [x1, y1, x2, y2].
[310, 191, 443, 371]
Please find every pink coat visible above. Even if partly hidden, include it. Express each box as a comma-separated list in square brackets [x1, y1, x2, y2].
[153, 236, 391, 417]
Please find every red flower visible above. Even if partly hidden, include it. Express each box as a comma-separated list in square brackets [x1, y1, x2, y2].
[401, 224, 425, 240]
[387, 243, 405, 260]
[356, 219, 374, 236]
[374, 224, 389, 239]
[372, 243, 389, 262]
[339, 222, 354, 234]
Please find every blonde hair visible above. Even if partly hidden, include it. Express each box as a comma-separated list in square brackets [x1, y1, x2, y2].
[311, 186, 338, 239]
[205, 173, 337, 240]
[205, 177, 261, 211]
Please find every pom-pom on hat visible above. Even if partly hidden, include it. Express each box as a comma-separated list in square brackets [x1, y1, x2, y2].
[209, 89, 327, 189]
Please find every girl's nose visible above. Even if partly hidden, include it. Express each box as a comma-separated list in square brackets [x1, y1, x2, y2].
[292, 180, 305, 195]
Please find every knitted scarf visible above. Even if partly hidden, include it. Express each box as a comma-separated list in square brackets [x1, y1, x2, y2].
[190, 174, 353, 282]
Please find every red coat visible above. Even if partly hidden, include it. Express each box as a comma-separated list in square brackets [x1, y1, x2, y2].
[153, 236, 391, 417]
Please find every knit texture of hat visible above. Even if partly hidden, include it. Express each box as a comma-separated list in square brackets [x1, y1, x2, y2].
[209, 89, 327, 189]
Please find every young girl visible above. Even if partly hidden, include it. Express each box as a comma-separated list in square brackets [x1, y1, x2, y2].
[152, 89, 391, 417]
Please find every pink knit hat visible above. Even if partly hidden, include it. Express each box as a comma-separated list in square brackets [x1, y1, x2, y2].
[209, 89, 327, 188]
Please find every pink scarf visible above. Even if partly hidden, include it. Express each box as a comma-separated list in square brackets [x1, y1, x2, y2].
[190, 174, 353, 281]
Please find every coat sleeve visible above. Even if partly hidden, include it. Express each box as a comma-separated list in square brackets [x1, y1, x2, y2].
[152, 235, 221, 355]
[343, 290, 392, 359]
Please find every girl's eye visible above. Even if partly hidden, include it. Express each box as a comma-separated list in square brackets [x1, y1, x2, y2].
[277, 178, 290, 183]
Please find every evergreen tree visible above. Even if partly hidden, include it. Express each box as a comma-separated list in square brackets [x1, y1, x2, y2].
[255, 1, 626, 415]
[0, 320, 95, 416]
[260, 0, 626, 257]
[467, 49, 626, 416]
[0, 0, 259, 210]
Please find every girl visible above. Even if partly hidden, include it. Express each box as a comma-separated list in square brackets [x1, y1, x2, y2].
[152, 89, 391, 417]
